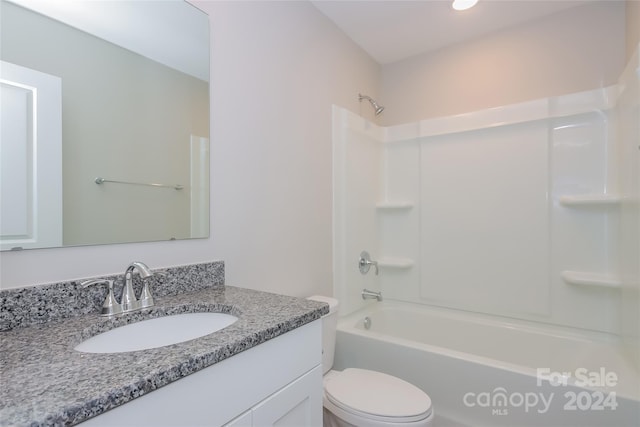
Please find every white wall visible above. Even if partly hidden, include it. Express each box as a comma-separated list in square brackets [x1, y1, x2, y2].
[199, 1, 380, 297]
[380, 2, 626, 125]
[627, 0, 640, 61]
[0, 1, 380, 297]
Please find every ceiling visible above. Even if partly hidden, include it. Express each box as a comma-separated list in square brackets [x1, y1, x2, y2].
[9, 0, 209, 81]
[310, 0, 594, 64]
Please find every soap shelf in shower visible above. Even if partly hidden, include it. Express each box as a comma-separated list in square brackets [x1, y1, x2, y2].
[559, 194, 622, 207]
[378, 257, 414, 269]
[376, 201, 414, 210]
[561, 271, 621, 289]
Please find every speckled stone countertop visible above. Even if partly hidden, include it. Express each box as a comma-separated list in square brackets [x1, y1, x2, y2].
[0, 285, 328, 426]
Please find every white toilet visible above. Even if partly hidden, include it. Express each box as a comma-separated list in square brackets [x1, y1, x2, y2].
[308, 296, 434, 427]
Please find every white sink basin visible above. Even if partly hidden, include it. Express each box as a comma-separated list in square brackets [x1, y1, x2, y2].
[74, 312, 238, 353]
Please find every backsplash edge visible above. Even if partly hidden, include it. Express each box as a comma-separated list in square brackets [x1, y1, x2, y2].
[0, 260, 225, 331]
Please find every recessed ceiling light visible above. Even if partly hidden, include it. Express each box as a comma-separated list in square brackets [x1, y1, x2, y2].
[452, 0, 478, 11]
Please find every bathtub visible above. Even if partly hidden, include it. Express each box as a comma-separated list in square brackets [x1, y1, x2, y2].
[333, 301, 640, 427]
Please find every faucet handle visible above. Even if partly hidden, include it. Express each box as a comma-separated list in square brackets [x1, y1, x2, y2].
[81, 279, 123, 316]
[139, 271, 166, 309]
[359, 251, 379, 275]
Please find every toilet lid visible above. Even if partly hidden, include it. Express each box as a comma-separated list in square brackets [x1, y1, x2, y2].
[325, 368, 432, 423]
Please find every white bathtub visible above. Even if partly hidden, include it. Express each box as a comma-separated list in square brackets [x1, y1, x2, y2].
[334, 301, 640, 427]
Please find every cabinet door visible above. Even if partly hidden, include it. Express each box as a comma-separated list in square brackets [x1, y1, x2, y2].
[252, 366, 323, 427]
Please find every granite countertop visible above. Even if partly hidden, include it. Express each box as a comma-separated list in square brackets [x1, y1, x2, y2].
[0, 285, 329, 427]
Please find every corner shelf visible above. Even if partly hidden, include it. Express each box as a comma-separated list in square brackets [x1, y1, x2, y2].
[376, 201, 414, 211]
[378, 257, 414, 269]
[558, 194, 622, 207]
[561, 270, 621, 289]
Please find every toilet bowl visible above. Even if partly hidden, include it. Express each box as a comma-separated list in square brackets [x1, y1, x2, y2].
[308, 296, 434, 427]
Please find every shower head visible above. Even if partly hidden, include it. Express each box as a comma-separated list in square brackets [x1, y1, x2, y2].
[358, 93, 384, 116]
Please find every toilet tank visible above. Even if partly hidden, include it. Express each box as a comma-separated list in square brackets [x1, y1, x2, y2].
[307, 295, 339, 374]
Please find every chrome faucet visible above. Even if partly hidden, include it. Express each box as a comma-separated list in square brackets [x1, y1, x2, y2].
[82, 261, 159, 316]
[121, 261, 153, 311]
[362, 289, 382, 301]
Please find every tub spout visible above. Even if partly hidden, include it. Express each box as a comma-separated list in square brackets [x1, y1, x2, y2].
[362, 289, 382, 302]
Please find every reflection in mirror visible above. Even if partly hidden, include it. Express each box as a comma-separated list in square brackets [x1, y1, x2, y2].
[0, 0, 210, 250]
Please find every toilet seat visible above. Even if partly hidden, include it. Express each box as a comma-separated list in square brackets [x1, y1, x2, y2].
[324, 369, 432, 424]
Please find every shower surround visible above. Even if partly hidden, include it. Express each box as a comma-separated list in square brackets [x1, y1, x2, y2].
[332, 46, 639, 424]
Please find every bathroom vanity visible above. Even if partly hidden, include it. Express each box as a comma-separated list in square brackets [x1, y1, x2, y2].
[82, 319, 322, 426]
[0, 264, 328, 426]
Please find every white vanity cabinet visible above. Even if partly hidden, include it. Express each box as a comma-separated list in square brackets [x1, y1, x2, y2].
[81, 320, 322, 427]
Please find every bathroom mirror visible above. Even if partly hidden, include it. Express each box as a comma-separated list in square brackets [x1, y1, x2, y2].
[0, 0, 210, 250]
